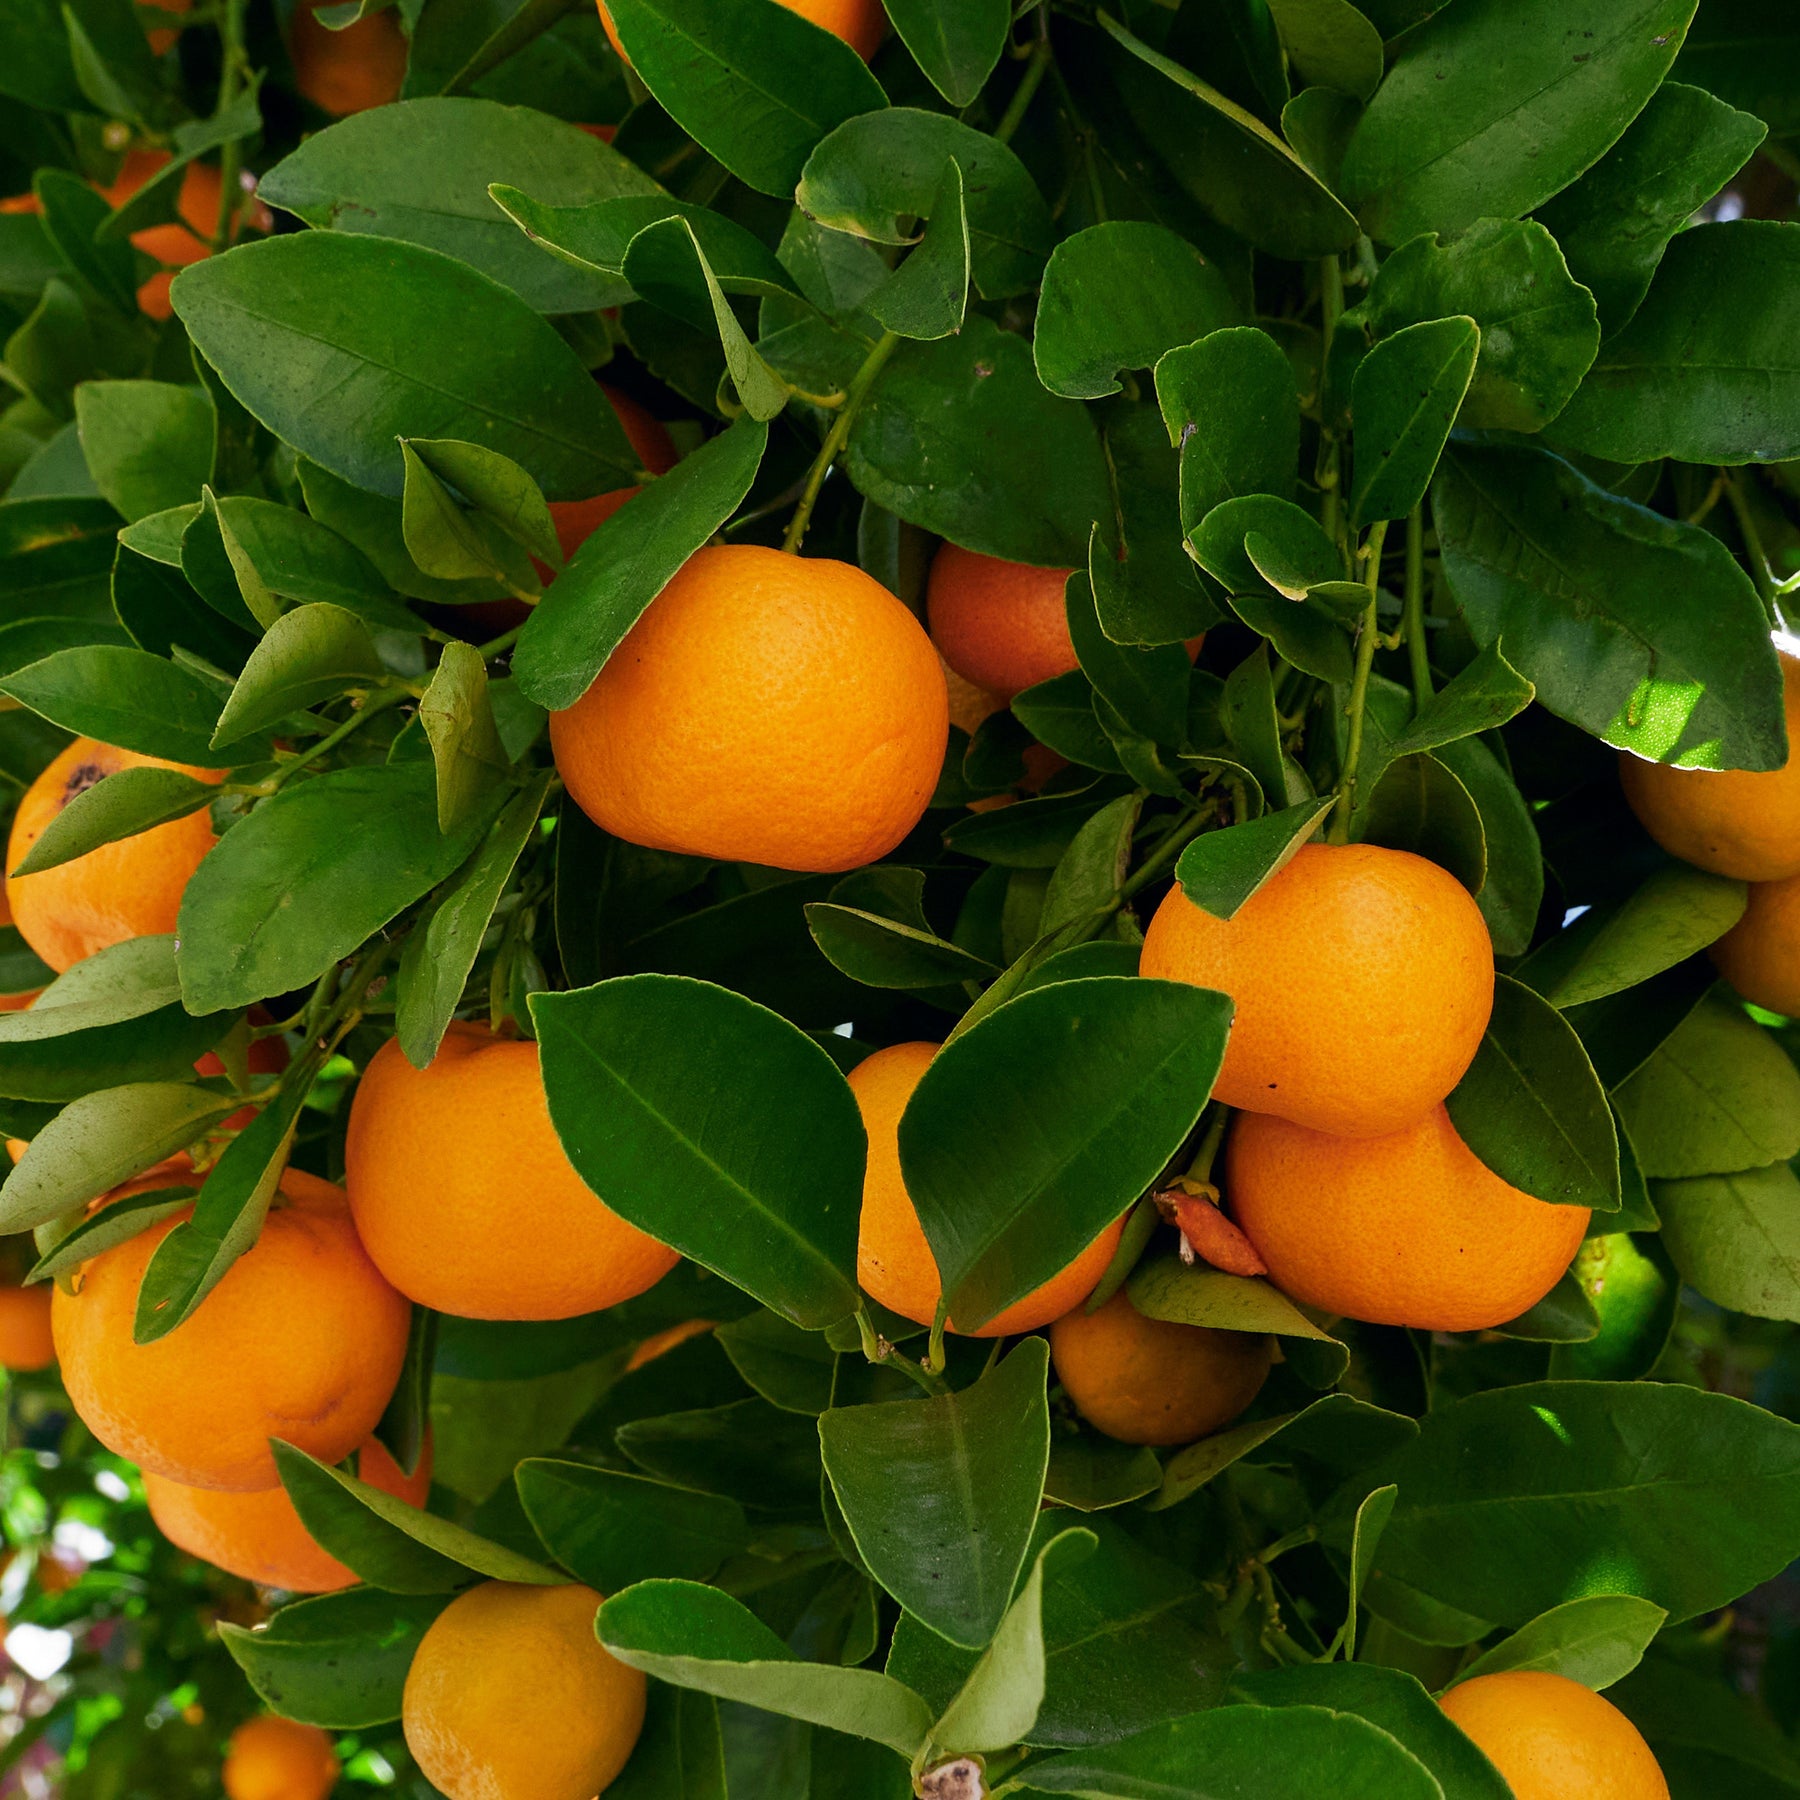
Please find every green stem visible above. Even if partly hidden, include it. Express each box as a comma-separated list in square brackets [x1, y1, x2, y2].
[1185, 1103, 1230, 1185]
[475, 623, 526, 661]
[1724, 471, 1778, 616]
[262, 686, 411, 795]
[209, 0, 250, 253]
[781, 330, 901, 555]
[994, 34, 1052, 147]
[1118, 803, 1212, 903]
[1329, 518, 1390, 844]
[1318, 255, 1346, 558]
[1403, 501, 1431, 710]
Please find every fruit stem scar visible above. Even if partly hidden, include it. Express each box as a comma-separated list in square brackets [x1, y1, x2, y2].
[1330, 517, 1390, 843]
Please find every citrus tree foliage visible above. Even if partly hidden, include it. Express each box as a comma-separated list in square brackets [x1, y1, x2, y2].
[0, 0, 1797, 1796]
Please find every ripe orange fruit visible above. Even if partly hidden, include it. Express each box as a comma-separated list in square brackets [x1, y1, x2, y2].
[1439, 1671, 1669, 1800]
[1710, 870, 1800, 1015]
[290, 0, 408, 115]
[99, 150, 269, 321]
[599, 0, 885, 62]
[345, 1022, 679, 1321]
[7, 738, 222, 974]
[403, 1580, 647, 1800]
[222, 1714, 339, 1800]
[850, 1041, 1125, 1335]
[1620, 647, 1800, 882]
[0, 1284, 54, 1371]
[145, 1433, 432, 1593]
[547, 386, 678, 562]
[1225, 1104, 1588, 1331]
[53, 1168, 411, 1491]
[550, 544, 948, 872]
[1049, 1289, 1271, 1446]
[1140, 841, 1494, 1138]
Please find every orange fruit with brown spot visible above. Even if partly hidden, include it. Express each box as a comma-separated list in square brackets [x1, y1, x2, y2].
[53, 1168, 410, 1491]
[1225, 1104, 1588, 1332]
[0, 1285, 54, 1371]
[551, 544, 948, 872]
[1050, 1289, 1270, 1446]
[146, 1433, 432, 1594]
[1711, 870, 1800, 1016]
[222, 1715, 339, 1800]
[7, 738, 222, 974]
[599, 0, 885, 62]
[1141, 841, 1494, 1138]
[403, 1580, 646, 1800]
[850, 1041, 1124, 1335]
[1438, 1671, 1668, 1800]
[345, 1021, 679, 1321]
[1621, 647, 1800, 882]
[291, 0, 408, 115]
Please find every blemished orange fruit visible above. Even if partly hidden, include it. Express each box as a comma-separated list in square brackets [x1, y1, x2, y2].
[1226, 1104, 1589, 1332]
[1141, 841, 1494, 1138]
[403, 1581, 647, 1800]
[1710, 870, 1800, 1015]
[1620, 648, 1800, 882]
[850, 1041, 1125, 1334]
[222, 1714, 339, 1800]
[1439, 1671, 1669, 1800]
[551, 544, 948, 872]
[1049, 1289, 1271, 1446]
[145, 1434, 432, 1594]
[0, 1285, 55, 1371]
[599, 0, 885, 62]
[7, 738, 222, 973]
[53, 1168, 411, 1491]
[345, 1022, 679, 1321]
[291, 0, 408, 115]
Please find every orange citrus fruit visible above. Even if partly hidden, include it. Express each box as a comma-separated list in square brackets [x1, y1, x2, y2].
[345, 1021, 679, 1321]
[550, 544, 948, 872]
[1439, 1671, 1669, 1800]
[291, 0, 408, 115]
[145, 1433, 432, 1594]
[222, 1714, 339, 1800]
[850, 1041, 1125, 1335]
[0, 1284, 54, 1371]
[1141, 841, 1494, 1138]
[53, 1167, 411, 1491]
[599, 0, 885, 62]
[403, 1580, 646, 1800]
[1620, 647, 1800, 882]
[1225, 1104, 1589, 1331]
[1049, 1288, 1271, 1446]
[1711, 871, 1800, 1016]
[627, 1318, 715, 1371]
[928, 546, 1081, 699]
[7, 738, 222, 973]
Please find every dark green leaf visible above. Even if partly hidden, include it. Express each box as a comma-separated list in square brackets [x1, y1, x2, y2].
[1339, 0, 1696, 243]
[805, 903, 995, 991]
[863, 161, 969, 343]
[882, 0, 1008, 106]
[1266, 0, 1384, 100]
[820, 1339, 1050, 1650]
[1175, 798, 1334, 920]
[1349, 316, 1479, 526]
[1433, 440, 1785, 770]
[533, 975, 863, 1329]
[74, 382, 214, 523]
[2, 645, 244, 768]
[712, 1310, 836, 1414]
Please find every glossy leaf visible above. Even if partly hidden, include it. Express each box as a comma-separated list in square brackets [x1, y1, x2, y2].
[1340, 0, 1696, 243]
[863, 160, 969, 343]
[1456, 1595, 1668, 1691]
[9, 766, 217, 877]
[74, 381, 213, 523]
[1433, 440, 1785, 771]
[820, 1339, 1051, 1650]
[881, 0, 1008, 106]
[896, 978, 1231, 1331]
[533, 975, 863, 1329]
[211, 603, 385, 748]
[2, 645, 241, 768]
[1657, 1163, 1800, 1324]
[1348, 316, 1478, 526]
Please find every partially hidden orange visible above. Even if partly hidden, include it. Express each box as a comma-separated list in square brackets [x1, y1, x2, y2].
[1620, 647, 1800, 881]
[550, 544, 948, 872]
[291, 0, 408, 115]
[146, 1433, 432, 1594]
[403, 1580, 646, 1800]
[142, 0, 193, 55]
[928, 546, 1080, 699]
[850, 1041, 1125, 1335]
[345, 1021, 679, 1321]
[1225, 1104, 1589, 1332]
[1141, 841, 1494, 1138]
[1711, 871, 1800, 1016]
[1439, 1671, 1669, 1800]
[53, 1168, 411, 1490]
[222, 1714, 339, 1800]
[0, 1285, 54, 1371]
[7, 738, 222, 973]
[599, 0, 885, 62]
[546, 385, 679, 564]
[1049, 1288, 1271, 1446]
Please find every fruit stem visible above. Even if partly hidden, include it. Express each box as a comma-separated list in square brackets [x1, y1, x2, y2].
[1082, 1192, 1160, 1313]
[1117, 802, 1211, 903]
[781, 330, 901, 556]
[1724, 471, 1778, 616]
[1328, 517, 1390, 844]
[259, 685, 412, 795]
[994, 30, 1052, 148]
[1184, 1102, 1230, 1186]
[1404, 501, 1431, 710]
